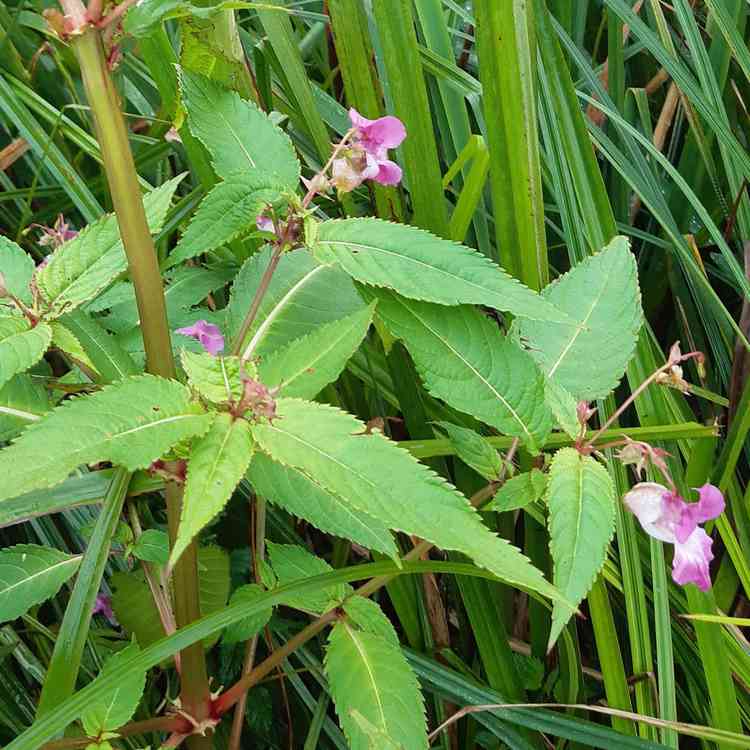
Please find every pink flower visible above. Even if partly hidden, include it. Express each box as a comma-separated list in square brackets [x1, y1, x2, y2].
[329, 109, 406, 192]
[349, 108, 406, 186]
[93, 593, 117, 625]
[624, 482, 724, 591]
[175, 320, 225, 356]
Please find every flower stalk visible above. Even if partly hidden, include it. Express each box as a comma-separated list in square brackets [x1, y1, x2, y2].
[60, 6, 211, 745]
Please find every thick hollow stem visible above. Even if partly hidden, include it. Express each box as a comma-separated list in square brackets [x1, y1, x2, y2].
[67, 16, 211, 745]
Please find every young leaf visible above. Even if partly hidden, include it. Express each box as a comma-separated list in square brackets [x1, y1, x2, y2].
[171, 413, 254, 566]
[37, 176, 182, 317]
[517, 236, 643, 400]
[487, 469, 548, 512]
[435, 422, 503, 481]
[0, 374, 211, 502]
[546, 448, 616, 647]
[0, 545, 81, 623]
[325, 620, 428, 750]
[369, 289, 552, 452]
[167, 172, 287, 267]
[0, 236, 35, 304]
[267, 541, 349, 614]
[312, 218, 566, 322]
[248, 452, 399, 558]
[181, 350, 246, 404]
[80, 643, 146, 736]
[222, 584, 273, 644]
[0, 317, 52, 392]
[259, 303, 375, 399]
[251, 399, 561, 601]
[226, 247, 365, 357]
[180, 70, 300, 186]
[131, 529, 169, 565]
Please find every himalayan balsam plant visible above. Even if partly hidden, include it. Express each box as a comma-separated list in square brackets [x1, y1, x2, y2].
[0, 2, 728, 748]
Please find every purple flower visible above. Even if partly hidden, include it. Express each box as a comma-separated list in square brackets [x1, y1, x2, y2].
[93, 594, 117, 625]
[175, 320, 225, 356]
[624, 482, 724, 591]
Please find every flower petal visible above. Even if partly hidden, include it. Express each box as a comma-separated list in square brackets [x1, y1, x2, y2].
[176, 320, 225, 356]
[623, 482, 677, 543]
[694, 483, 725, 522]
[374, 159, 403, 186]
[672, 527, 714, 591]
[256, 215, 274, 233]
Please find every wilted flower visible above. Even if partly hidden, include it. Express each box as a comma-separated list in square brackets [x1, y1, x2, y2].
[624, 482, 724, 591]
[239, 377, 276, 421]
[616, 437, 671, 480]
[330, 109, 406, 192]
[175, 320, 224, 356]
[93, 593, 117, 625]
[35, 214, 77, 248]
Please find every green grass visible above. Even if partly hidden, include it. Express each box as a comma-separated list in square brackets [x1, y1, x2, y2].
[1, 1, 749, 748]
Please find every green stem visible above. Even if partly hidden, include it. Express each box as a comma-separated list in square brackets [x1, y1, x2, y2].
[213, 484, 496, 715]
[64, 13, 210, 744]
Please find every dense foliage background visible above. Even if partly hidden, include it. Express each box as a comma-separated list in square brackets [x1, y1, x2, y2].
[0, 1, 749, 748]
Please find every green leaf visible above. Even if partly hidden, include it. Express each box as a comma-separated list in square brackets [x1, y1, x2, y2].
[368, 289, 552, 452]
[222, 584, 273, 645]
[0, 374, 49, 441]
[251, 399, 560, 600]
[267, 542, 349, 614]
[36, 177, 182, 317]
[348, 711, 403, 750]
[259, 303, 375, 399]
[168, 173, 287, 267]
[59, 311, 138, 382]
[517, 236, 643, 400]
[171, 413, 254, 566]
[180, 70, 300, 186]
[131, 529, 169, 565]
[112, 545, 229, 649]
[0, 374, 211, 502]
[544, 378, 580, 439]
[325, 620, 428, 750]
[487, 469, 548, 512]
[546, 448, 616, 647]
[80, 643, 146, 736]
[248, 452, 398, 558]
[103, 265, 234, 330]
[0, 237, 35, 304]
[343, 597, 399, 646]
[49, 322, 98, 374]
[0, 545, 81, 623]
[226, 247, 365, 357]
[435, 422, 503, 481]
[312, 219, 566, 322]
[0, 317, 52, 392]
[181, 350, 247, 404]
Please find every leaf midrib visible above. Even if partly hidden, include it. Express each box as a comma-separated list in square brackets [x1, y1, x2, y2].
[0, 554, 80, 598]
[395, 299, 533, 443]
